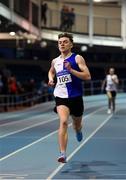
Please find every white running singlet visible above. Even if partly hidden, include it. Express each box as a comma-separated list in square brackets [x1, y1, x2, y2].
[106, 74, 118, 91]
[53, 53, 83, 98]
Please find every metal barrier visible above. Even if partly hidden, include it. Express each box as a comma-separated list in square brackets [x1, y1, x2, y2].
[0, 79, 126, 112]
[48, 9, 121, 37]
[83, 78, 126, 95]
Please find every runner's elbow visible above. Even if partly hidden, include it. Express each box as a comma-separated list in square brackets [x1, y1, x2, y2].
[85, 74, 91, 80]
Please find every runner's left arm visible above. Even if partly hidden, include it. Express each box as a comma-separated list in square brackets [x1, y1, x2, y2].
[65, 55, 91, 80]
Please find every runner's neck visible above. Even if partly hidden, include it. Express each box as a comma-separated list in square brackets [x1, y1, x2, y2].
[60, 52, 72, 60]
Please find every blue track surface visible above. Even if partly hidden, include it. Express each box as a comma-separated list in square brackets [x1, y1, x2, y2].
[0, 93, 126, 179]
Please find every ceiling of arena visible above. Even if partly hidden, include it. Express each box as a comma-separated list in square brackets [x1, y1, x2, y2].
[31, 0, 121, 5]
[43, 0, 121, 4]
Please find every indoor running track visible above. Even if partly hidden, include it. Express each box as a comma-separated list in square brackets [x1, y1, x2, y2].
[0, 93, 126, 179]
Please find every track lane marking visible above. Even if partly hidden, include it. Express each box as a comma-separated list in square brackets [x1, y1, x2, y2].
[47, 113, 114, 180]
[0, 117, 58, 138]
[0, 107, 105, 162]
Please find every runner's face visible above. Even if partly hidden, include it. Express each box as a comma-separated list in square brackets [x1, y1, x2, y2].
[109, 68, 114, 75]
[58, 37, 73, 53]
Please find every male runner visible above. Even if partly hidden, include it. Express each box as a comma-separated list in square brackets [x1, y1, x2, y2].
[48, 33, 91, 163]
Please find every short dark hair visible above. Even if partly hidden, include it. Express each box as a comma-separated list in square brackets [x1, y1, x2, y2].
[58, 33, 73, 43]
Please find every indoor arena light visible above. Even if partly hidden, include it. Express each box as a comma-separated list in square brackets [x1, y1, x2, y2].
[9, 31, 16, 36]
[93, 0, 101, 2]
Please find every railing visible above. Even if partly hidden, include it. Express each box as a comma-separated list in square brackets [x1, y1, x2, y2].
[0, 91, 54, 112]
[0, 2, 122, 38]
[47, 9, 121, 37]
[0, 79, 126, 112]
[83, 78, 126, 95]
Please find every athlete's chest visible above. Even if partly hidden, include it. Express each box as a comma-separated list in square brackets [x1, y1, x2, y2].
[54, 58, 76, 73]
[54, 59, 72, 85]
[54, 60, 64, 72]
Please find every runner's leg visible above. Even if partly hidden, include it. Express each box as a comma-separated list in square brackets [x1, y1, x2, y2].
[57, 105, 70, 153]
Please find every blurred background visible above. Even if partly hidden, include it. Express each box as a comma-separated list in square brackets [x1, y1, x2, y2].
[0, 0, 126, 112]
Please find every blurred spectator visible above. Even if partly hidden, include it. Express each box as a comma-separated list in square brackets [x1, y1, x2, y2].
[0, 74, 3, 94]
[60, 6, 75, 32]
[38, 80, 48, 102]
[1, 69, 10, 111]
[38, 80, 45, 95]
[41, 2, 48, 27]
[8, 75, 18, 108]
[59, 5, 69, 31]
[47, 85, 54, 101]
[26, 78, 36, 106]
[68, 8, 75, 31]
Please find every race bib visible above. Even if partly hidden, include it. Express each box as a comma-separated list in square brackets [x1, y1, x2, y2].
[57, 74, 72, 85]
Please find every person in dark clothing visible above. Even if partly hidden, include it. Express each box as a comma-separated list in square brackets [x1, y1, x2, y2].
[1, 71, 9, 111]
[68, 8, 75, 31]
[59, 5, 69, 31]
[41, 2, 48, 26]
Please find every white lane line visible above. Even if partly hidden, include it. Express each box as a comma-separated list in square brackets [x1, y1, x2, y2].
[0, 105, 43, 120]
[0, 117, 58, 138]
[47, 113, 113, 180]
[0, 112, 53, 127]
[0, 104, 53, 121]
[0, 105, 103, 138]
[0, 106, 105, 162]
[0, 113, 25, 121]
[0, 130, 58, 162]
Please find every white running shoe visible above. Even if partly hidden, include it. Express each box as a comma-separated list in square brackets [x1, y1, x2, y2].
[107, 109, 111, 114]
[58, 152, 66, 163]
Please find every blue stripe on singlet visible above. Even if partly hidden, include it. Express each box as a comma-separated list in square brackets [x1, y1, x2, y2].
[64, 53, 83, 98]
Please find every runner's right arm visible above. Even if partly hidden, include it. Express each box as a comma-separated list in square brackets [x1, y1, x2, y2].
[48, 60, 55, 86]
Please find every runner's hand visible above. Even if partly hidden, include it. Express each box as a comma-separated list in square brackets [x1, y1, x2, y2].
[64, 61, 72, 71]
[48, 80, 55, 86]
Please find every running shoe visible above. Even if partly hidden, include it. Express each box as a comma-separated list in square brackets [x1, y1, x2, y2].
[107, 109, 111, 114]
[58, 152, 66, 163]
[76, 130, 83, 142]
